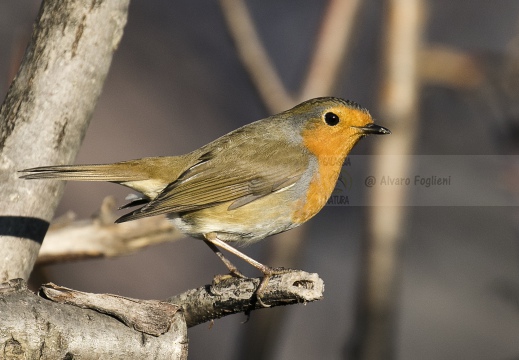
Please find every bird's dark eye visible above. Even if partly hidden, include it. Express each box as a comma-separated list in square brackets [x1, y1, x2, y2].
[324, 112, 340, 126]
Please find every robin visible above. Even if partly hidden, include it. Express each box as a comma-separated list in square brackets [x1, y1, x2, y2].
[21, 97, 390, 305]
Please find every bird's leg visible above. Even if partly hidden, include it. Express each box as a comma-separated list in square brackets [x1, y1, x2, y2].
[203, 236, 245, 278]
[204, 233, 291, 307]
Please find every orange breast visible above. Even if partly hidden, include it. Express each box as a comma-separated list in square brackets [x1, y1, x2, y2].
[291, 125, 352, 224]
[291, 160, 342, 224]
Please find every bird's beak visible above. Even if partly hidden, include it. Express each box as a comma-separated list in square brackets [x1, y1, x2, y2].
[354, 123, 391, 135]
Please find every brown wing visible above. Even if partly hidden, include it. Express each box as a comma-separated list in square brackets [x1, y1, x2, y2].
[116, 134, 309, 223]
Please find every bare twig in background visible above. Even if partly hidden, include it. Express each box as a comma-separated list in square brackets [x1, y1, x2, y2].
[419, 45, 484, 89]
[36, 197, 184, 266]
[219, 0, 361, 112]
[300, 0, 362, 99]
[347, 0, 425, 359]
[219, 0, 292, 112]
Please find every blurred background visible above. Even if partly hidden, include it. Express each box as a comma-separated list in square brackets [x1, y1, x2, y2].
[1, 1, 519, 359]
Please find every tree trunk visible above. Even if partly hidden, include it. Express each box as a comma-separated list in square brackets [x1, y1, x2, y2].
[0, 0, 129, 281]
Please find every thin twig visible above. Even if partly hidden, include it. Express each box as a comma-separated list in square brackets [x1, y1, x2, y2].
[219, 0, 293, 112]
[419, 45, 484, 89]
[300, 0, 362, 100]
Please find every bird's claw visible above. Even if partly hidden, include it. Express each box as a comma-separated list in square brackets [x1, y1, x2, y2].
[210, 270, 246, 296]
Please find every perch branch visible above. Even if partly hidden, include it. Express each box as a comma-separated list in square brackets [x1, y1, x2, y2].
[168, 270, 324, 328]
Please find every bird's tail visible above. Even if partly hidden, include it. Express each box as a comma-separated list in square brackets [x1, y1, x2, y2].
[19, 157, 187, 199]
[19, 161, 148, 182]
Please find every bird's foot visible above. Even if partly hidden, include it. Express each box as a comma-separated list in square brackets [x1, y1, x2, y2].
[255, 267, 293, 308]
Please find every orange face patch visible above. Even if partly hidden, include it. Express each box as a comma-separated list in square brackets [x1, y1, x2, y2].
[301, 105, 373, 160]
[291, 105, 373, 224]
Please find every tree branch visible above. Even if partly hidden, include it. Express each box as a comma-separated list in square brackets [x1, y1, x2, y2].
[170, 270, 324, 328]
[40, 282, 181, 336]
[36, 197, 184, 265]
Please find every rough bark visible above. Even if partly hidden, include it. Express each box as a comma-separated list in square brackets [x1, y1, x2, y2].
[41, 283, 182, 337]
[0, 0, 129, 281]
[0, 279, 188, 359]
